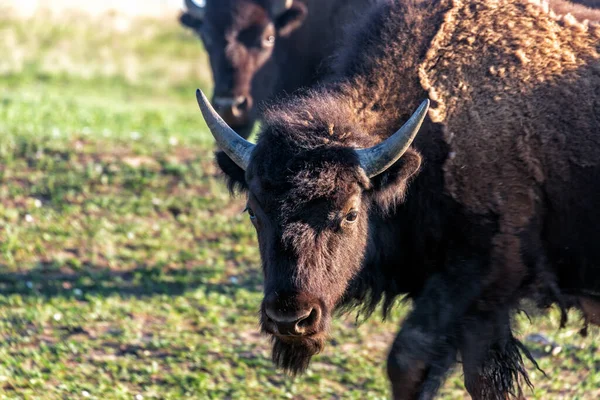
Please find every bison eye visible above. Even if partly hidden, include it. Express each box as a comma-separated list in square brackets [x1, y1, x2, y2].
[263, 35, 275, 47]
[245, 206, 256, 220]
[345, 210, 358, 223]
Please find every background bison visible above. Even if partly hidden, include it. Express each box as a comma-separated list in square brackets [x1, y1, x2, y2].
[180, 0, 375, 138]
[200, 0, 600, 398]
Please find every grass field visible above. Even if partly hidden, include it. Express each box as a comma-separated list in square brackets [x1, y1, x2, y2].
[0, 10, 598, 400]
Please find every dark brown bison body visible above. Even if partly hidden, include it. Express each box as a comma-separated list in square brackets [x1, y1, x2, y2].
[181, 0, 374, 138]
[197, 0, 600, 398]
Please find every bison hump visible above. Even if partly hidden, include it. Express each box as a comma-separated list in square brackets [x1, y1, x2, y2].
[419, 0, 600, 231]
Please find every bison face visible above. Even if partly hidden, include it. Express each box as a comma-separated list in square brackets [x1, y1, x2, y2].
[224, 142, 422, 374]
[195, 90, 428, 374]
[246, 168, 372, 374]
[181, 0, 308, 138]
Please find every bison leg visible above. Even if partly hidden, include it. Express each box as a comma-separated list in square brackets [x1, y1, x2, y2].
[461, 311, 533, 400]
[387, 269, 483, 400]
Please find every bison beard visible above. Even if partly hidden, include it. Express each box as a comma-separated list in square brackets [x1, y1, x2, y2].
[260, 305, 328, 374]
[270, 335, 325, 375]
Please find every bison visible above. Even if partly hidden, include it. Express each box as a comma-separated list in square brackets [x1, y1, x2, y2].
[196, 0, 600, 398]
[181, 0, 374, 139]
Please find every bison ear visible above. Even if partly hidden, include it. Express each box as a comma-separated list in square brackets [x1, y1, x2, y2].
[369, 149, 421, 212]
[179, 12, 203, 30]
[274, 2, 308, 37]
[216, 150, 249, 193]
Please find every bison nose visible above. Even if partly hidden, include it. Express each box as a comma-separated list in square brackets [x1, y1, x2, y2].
[263, 298, 322, 336]
[231, 96, 249, 118]
[213, 96, 249, 119]
[265, 307, 321, 336]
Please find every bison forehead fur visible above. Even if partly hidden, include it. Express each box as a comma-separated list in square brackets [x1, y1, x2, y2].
[214, 0, 600, 398]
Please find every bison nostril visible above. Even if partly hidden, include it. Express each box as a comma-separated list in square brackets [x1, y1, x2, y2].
[231, 96, 249, 117]
[264, 306, 321, 336]
[233, 96, 247, 107]
[297, 307, 319, 330]
[212, 96, 250, 120]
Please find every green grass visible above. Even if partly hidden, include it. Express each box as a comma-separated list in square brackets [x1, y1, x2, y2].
[0, 11, 598, 400]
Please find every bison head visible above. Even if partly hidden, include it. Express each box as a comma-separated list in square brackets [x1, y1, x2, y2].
[196, 89, 428, 373]
[181, 0, 308, 138]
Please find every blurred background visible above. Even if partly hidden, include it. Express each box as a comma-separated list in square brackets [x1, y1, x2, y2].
[0, 1, 597, 399]
[2, 1, 182, 17]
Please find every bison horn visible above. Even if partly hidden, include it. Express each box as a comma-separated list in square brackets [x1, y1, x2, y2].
[271, 0, 293, 17]
[356, 100, 429, 178]
[184, 0, 205, 20]
[196, 89, 254, 170]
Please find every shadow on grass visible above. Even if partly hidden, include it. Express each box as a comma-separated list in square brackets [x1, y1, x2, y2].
[0, 262, 263, 299]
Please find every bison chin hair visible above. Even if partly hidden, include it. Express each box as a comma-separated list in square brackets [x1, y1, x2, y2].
[271, 336, 325, 375]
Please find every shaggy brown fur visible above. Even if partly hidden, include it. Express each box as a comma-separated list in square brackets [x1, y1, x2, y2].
[212, 0, 600, 399]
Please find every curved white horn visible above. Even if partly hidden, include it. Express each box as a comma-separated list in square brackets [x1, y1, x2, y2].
[196, 89, 254, 170]
[356, 100, 429, 178]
